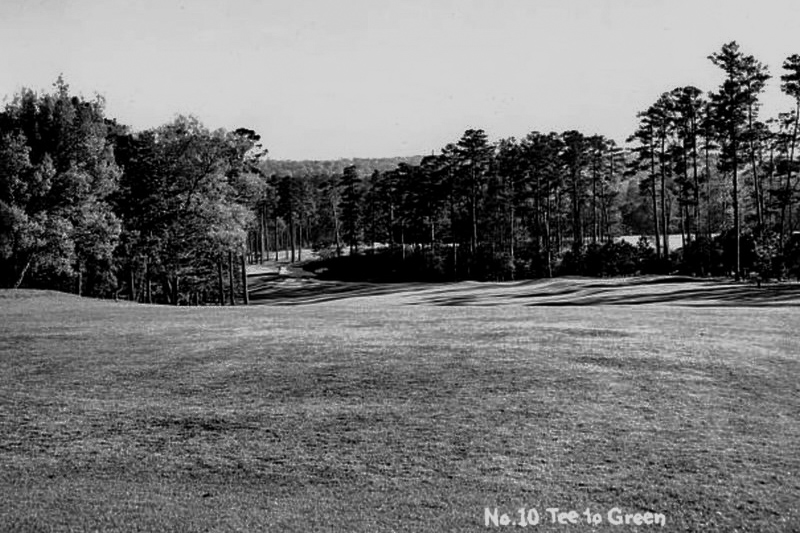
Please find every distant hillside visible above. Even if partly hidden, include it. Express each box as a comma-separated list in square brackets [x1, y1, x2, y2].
[261, 156, 425, 178]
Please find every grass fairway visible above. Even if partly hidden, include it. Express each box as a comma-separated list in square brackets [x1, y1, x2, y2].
[1, 280, 798, 531]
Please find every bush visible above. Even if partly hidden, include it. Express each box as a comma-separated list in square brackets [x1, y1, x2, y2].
[678, 236, 719, 276]
[752, 231, 781, 280]
[782, 233, 800, 280]
[557, 242, 586, 276]
[717, 229, 757, 276]
[635, 237, 660, 274]
[558, 240, 642, 277]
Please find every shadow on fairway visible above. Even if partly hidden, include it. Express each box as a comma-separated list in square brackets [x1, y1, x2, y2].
[248, 278, 432, 306]
[247, 274, 800, 307]
[522, 284, 800, 307]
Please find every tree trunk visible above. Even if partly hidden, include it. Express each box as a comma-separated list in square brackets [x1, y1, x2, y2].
[470, 166, 478, 257]
[781, 104, 799, 249]
[602, 161, 611, 242]
[544, 179, 553, 277]
[571, 169, 581, 247]
[144, 258, 152, 304]
[262, 208, 270, 261]
[535, 172, 542, 256]
[470, 195, 477, 256]
[332, 197, 342, 257]
[371, 199, 378, 254]
[401, 222, 406, 261]
[680, 204, 687, 250]
[240, 252, 249, 305]
[173, 275, 180, 306]
[660, 136, 669, 259]
[732, 131, 741, 281]
[509, 203, 515, 280]
[297, 214, 303, 262]
[691, 117, 700, 243]
[137, 257, 146, 303]
[705, 140, 713, 238]
[259, 207, 266, 264]
[649, 143, 662, 259]
[768, 143, 776, 231]
[246, 231, 251, 264]
[13, 257, 33, 289]
[556, 186, 563, 252]
[289, 213, 295, 263]
[748, 102, 764, 233]
[682, 140, 692, 245]
[592, 158, 598, 244]
[129, 265, 136, 301]
[76, 261, 82, 296]
[228, 251, 236, 305]
[217, 259, 225, 305]
[450, 193, 458, 281]
[164, 278, 172, 305]
[789, 106, 799, 241]
[274, 215, 279, 261]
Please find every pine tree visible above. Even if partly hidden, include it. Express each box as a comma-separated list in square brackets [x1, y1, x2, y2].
[708, 42, 768, 279]
[339, 165, 363, 254]
[455, 129, 494, 260]
[779, 54, 800, 247]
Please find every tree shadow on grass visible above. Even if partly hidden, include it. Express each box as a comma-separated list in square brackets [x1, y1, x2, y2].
[248, 278, 435, 306]
[246, 274, 800, 307]
[534, 283, 800, 307]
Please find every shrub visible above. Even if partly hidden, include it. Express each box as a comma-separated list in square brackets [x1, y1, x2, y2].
[782, 233, 800, 280]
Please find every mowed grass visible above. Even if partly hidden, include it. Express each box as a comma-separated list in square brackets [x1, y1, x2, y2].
[0, 284, 798, 532]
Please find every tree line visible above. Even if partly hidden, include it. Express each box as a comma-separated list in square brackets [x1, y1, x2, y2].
[2, 42, 799, 304]
[0, 77, 265, 304]
[251, 42, 800, 283]
[627, 42, 800, 280]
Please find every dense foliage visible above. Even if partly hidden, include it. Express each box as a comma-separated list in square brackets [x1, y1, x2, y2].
[2, 42, 800, 303]
[1, 78, 265, 304]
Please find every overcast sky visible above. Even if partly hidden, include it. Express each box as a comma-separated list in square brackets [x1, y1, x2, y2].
[1, 0, 798, 160]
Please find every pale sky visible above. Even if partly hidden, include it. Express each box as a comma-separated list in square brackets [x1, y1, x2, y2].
[1, 0, 798, 160]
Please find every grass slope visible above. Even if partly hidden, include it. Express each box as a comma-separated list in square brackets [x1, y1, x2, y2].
[1, 283, 798, 532]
